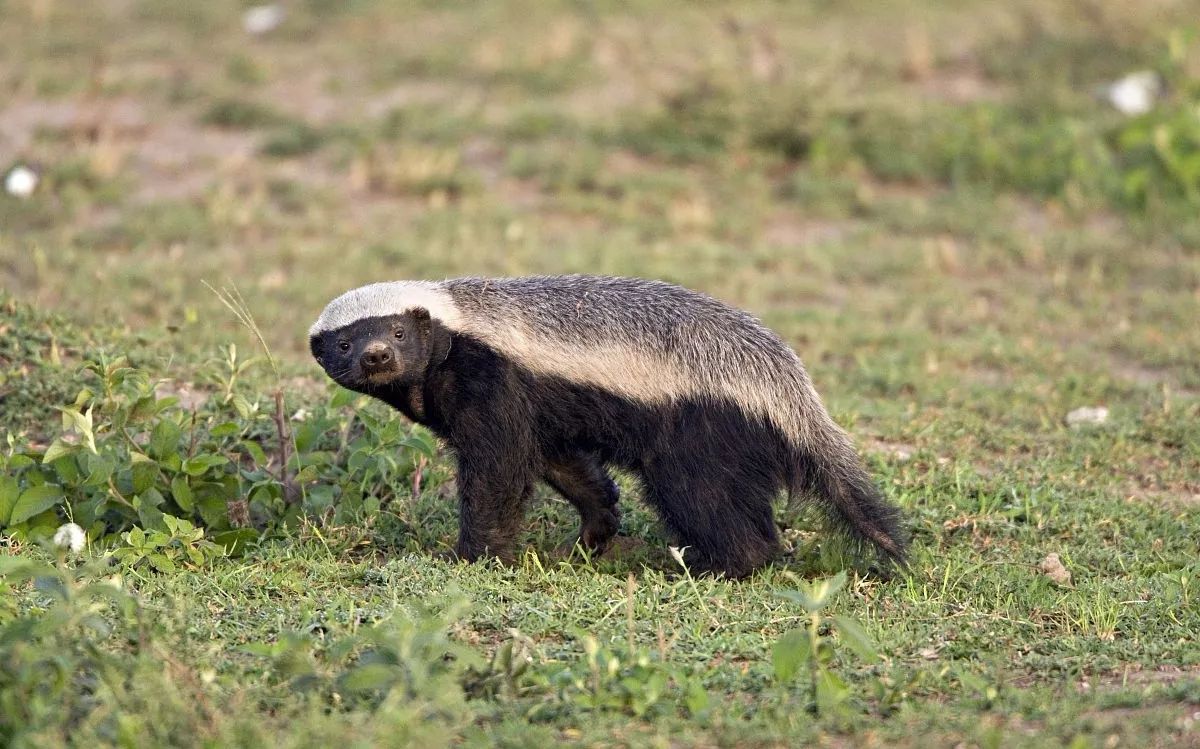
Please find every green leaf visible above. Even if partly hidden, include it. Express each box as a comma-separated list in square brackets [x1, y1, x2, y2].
[685, 679, 710, 716]
[775, 589, 816, 612]
[139, 487, 166, 508]
[82, 453, 115, 487]
[42, 438, 79, 464]
[240, 439, 268, 466]
[210, 422, 241, 438]
[183, 454, 230, 476]
[10, 484, 65, 525]
[52, 453, 81, 485]
[148, 553, 177, 573]
[128, 395, 158, 423]
[772, 628, 811, 683]
[7, 454, 35, 470]
[171, 476, 194, 513]
[135, 496, 167, 533]
[399, 429, 438, 458]
[58, 406, 97, 453]
[230, 393, 253, 419]
[0, 476, 19, 526]
[196, 495, 231, 530]
[805, 571, 847, 611]
[330, 387, 358, 408]
[211, 528, 257, 555]
[831, 615, 879, 663]
[294, 421, 322, 453]
[149, 418, 182, 460]
[0, 555, 56, 580]
[340, 663, 398, 694]
[815, 668, 850, 715]
[130, 460, 158, 494]
[126, 526, 146, 548]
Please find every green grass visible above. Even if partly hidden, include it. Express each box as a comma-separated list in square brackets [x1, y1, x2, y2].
[2, 0, 1200, 746]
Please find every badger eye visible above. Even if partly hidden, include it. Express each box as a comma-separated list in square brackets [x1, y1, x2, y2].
[394, 329, 406, 341]
[337, 340, 351, 352]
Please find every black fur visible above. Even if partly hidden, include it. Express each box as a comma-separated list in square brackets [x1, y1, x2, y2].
[311, 310, 906, 578]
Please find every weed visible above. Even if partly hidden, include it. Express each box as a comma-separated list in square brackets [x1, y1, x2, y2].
[261, 123, 327, 158]
[772, 571, 879, 719]
[201, 98, 287, 130]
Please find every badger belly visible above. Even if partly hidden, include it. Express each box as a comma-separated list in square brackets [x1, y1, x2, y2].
[526, 370, 792, 484]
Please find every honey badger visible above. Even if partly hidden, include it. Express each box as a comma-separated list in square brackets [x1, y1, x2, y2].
[309, 275, 907, 578]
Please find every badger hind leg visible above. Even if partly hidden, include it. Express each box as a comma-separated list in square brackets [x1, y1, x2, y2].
[642, 456, 781, 579]
[544, 454, 621, 554]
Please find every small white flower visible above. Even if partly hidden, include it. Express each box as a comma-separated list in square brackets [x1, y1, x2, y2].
[53, 522, 87, 554]
[243, 4, 285, 35]
[4, 165, 38, 198]
[291, 408, 309, 421]
[1106, 71, 1162, 116]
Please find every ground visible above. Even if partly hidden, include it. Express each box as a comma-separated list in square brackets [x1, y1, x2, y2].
[1, 0, 1198, 747]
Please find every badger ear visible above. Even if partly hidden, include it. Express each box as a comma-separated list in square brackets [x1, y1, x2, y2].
[413, 308, 451, 368]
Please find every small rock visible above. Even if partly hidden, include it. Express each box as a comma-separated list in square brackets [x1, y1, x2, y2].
[243, 4, 284, 35]
[4, 164, 38, 198]
[1066, 406, 1108, 427]
[1039, 552, 1073, 587]
[1104, 71, 1163, 116]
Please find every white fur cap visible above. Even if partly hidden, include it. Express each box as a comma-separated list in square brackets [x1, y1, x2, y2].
[308, 281, 462, 337]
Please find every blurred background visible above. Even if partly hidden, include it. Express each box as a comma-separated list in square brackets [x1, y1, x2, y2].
[1, 0, 1198, 394]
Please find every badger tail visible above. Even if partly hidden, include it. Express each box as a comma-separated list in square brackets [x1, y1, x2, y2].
[791, 425, 909, 567]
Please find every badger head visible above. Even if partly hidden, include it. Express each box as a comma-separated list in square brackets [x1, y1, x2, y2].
[309, 307, 451, 392]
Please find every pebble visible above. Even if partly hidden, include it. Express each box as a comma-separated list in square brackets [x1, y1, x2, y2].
[243, 4, 285, 35]
[1105, 71, 1162, 116]
[1066, 406, 1108, 427]
[4, 165, 38, 198]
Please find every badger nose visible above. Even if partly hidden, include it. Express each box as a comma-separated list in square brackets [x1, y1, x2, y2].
[360, 342, 394, 373]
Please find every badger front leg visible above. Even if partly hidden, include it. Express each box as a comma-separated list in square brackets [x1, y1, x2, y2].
[448, 403, 537, 563]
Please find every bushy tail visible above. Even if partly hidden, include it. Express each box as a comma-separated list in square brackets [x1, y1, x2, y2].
[792, 428, 909, 566]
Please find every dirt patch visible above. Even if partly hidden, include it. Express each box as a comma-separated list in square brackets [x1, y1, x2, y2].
[1123, 486, 1200, 508]
[1109, 359, 1200, 398]
[761, 210, 858, 249]
[153, 381, 211, 411]
[365, 80, 465, 119]
[1086, 664, 1200, 690]
[0, 96, 148, 162]
[863, 437, 919, 463]
[0, 94, 262, 203]
[1011, 197, 1127, 241]
[130, 113, 258, 202]
[915, 65, 1007, 104]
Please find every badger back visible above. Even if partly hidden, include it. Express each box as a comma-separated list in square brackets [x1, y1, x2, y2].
[312, 275, 830, 448]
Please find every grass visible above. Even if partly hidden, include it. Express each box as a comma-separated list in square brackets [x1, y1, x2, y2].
[2, 0, 1199, 746]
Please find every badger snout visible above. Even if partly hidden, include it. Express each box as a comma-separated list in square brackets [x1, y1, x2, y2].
[360, 341, 396, 375]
